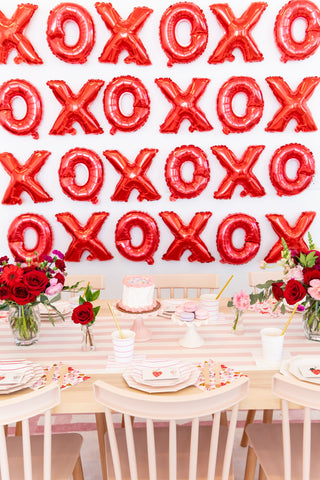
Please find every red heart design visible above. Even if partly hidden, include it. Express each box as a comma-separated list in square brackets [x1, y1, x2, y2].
[311, 368, 320, 375]
[152, 371, 162, 377]
[0, 376, 5, 382]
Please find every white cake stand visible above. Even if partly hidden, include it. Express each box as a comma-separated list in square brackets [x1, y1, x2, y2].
[172, 313, 209, 348]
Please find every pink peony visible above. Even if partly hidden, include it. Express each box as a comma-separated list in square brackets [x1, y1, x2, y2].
[307, 279, 320, 300]
[233, 290, 250, 311]
[283, 266, 304, 283]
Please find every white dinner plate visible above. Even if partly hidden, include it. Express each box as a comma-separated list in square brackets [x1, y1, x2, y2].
[0, 360, 44, 394]
[287, 355, 320, 384]
[128, 360, 192, 387]
[123, 363, 199, 393]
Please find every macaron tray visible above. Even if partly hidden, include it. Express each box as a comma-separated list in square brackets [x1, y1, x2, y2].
[172, 301, 209, 323]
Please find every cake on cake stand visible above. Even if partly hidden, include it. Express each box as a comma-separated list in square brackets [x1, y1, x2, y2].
[116, 301, 160, 342]
[172, 313, 209, 348]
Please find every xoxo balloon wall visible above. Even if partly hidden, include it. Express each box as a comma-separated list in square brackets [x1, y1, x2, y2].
[0, 0, 319, 298]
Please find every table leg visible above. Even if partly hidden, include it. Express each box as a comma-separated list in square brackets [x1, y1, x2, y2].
[95, 412, 108, 480]
[244, 446, 257, 480]
[258, 410, 273, 480]
[15, 421, 22, 436]
[240, 410, 256, 447]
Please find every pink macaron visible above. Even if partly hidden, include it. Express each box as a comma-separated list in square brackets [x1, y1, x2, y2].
[195, 308, 208, 320]
[183, 301, 198, 312]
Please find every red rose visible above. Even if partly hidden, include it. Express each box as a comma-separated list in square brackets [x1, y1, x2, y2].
[283, 279, 306, 305]
[10, 283, 36, 305]
[0, 285, 10, 300]
[303, 268, 320, 286]
[54, 272, 65, 286]
[272, 282, 284, 301]
[55, 259, 66, 272]
[23, 269, 49, 295]
[72, 302, 94, 325]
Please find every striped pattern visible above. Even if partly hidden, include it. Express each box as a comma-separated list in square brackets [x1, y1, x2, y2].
[0, 303, 316, 373]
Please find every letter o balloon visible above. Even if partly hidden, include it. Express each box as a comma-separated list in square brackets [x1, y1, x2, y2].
[0, 79, 42, 138]
[115, 211, 159, 264]
[103, 76, 150, 135]
[46, 2, 95, 63]
[275, 0, 320, 62]
[8, 213, 53, 261]
[217, 213, 261, 264]
[59, 148, 104, 204]
[159, 2, 208, 66]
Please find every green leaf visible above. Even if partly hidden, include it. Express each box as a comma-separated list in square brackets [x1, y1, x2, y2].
[308, 232, 316, 250]
[227, 300, 233, 307]
[93, 306, 100, 317]
[79, 296, 85, 305]
[91, 290, 100, 301]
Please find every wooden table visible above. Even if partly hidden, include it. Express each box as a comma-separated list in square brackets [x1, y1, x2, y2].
[0, 298, 316, 479]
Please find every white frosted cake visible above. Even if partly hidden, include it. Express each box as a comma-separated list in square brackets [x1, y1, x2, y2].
[119, 275, 157, 312]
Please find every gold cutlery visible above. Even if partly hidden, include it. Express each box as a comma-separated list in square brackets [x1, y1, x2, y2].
[202, 362, 211, 389]
[45, 364, 57, 386]
[57, 364, 69, 387]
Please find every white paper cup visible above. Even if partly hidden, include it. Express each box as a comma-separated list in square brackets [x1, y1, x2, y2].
[200, 294, 219, 323]
[260, 327, 284, 365]
[111, 329, 135, 364]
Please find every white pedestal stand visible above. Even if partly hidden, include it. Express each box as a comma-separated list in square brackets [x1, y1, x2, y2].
[172, 314, 209, 348]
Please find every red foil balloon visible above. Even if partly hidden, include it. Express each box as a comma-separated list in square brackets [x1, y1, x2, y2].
[217, 76, 264, 134]
[0, 79, 42, 139]
[265, 76, 320, 132]
[217, 213, 261, 264]
[8, 213, 53, 261]
[269, 143, 315, 196]
[159, 211, 214, 263]
[47, 2, 95, 64]
[208, 3, 267, 63]
[274, 0, 320, 62]
[0, 151, 52, 204]
[95, 3, 152, 65]
[160, 2, 208, 67]
[59, 148, 104, 204]
[103, 149, 161, 202]
[115, 211, 159, 264]
[103, 76, 150, 135]
[212, 145, 265, 199]
[47, 79, 104, 135]
[56, 212, 113, 262]
[265, 211, 316, 263]
[0, 4, 42, 64]
[165, 145, 210, 200]
[155, 77, 213, 133]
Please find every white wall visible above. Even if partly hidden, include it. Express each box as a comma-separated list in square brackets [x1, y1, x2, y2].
[0, 0, 319, 299]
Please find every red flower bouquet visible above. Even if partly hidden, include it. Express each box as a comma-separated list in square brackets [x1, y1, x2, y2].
[0, 251, 72, 345]
[250, 234, 320, 341]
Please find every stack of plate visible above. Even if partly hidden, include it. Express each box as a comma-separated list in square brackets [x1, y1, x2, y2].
[38, 301, 71, 321]
[123, 359, 199, 393]
[0, 360, 44, 394]
[281, 355, 320, 384]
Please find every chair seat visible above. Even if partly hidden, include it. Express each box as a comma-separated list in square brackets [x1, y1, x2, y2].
[105, 424, 233, 480]
[4, 432, 83, 480]
[246, 423, 320, 480]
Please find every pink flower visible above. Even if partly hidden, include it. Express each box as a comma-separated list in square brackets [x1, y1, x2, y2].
[283, 266, 304, 283]
[233, 290, 250, 311]
[45, 278, 63, 296]
[307, 279, 320, 300]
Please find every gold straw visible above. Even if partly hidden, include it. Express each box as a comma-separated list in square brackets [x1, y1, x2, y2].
[281, 303, 298, 336]
[108, 302, 124, 339]
[215, 275, 234, 300]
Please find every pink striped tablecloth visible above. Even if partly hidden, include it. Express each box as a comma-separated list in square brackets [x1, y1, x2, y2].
[0, 301, 317, 373]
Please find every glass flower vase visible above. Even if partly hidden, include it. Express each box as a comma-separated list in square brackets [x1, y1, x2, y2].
[81, 324, 95, 351]
[303, 309, 320, 341]
[232, 308, 245, 335]
[9, 304, 40, 346]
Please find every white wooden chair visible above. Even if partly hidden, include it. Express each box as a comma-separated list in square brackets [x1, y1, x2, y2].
[0, 384, 84, 480]
[64, 274, 106, 296]
[152, 273, 220, 299]
[244, 373, 320, 480]
[94, 376, 249, 480]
